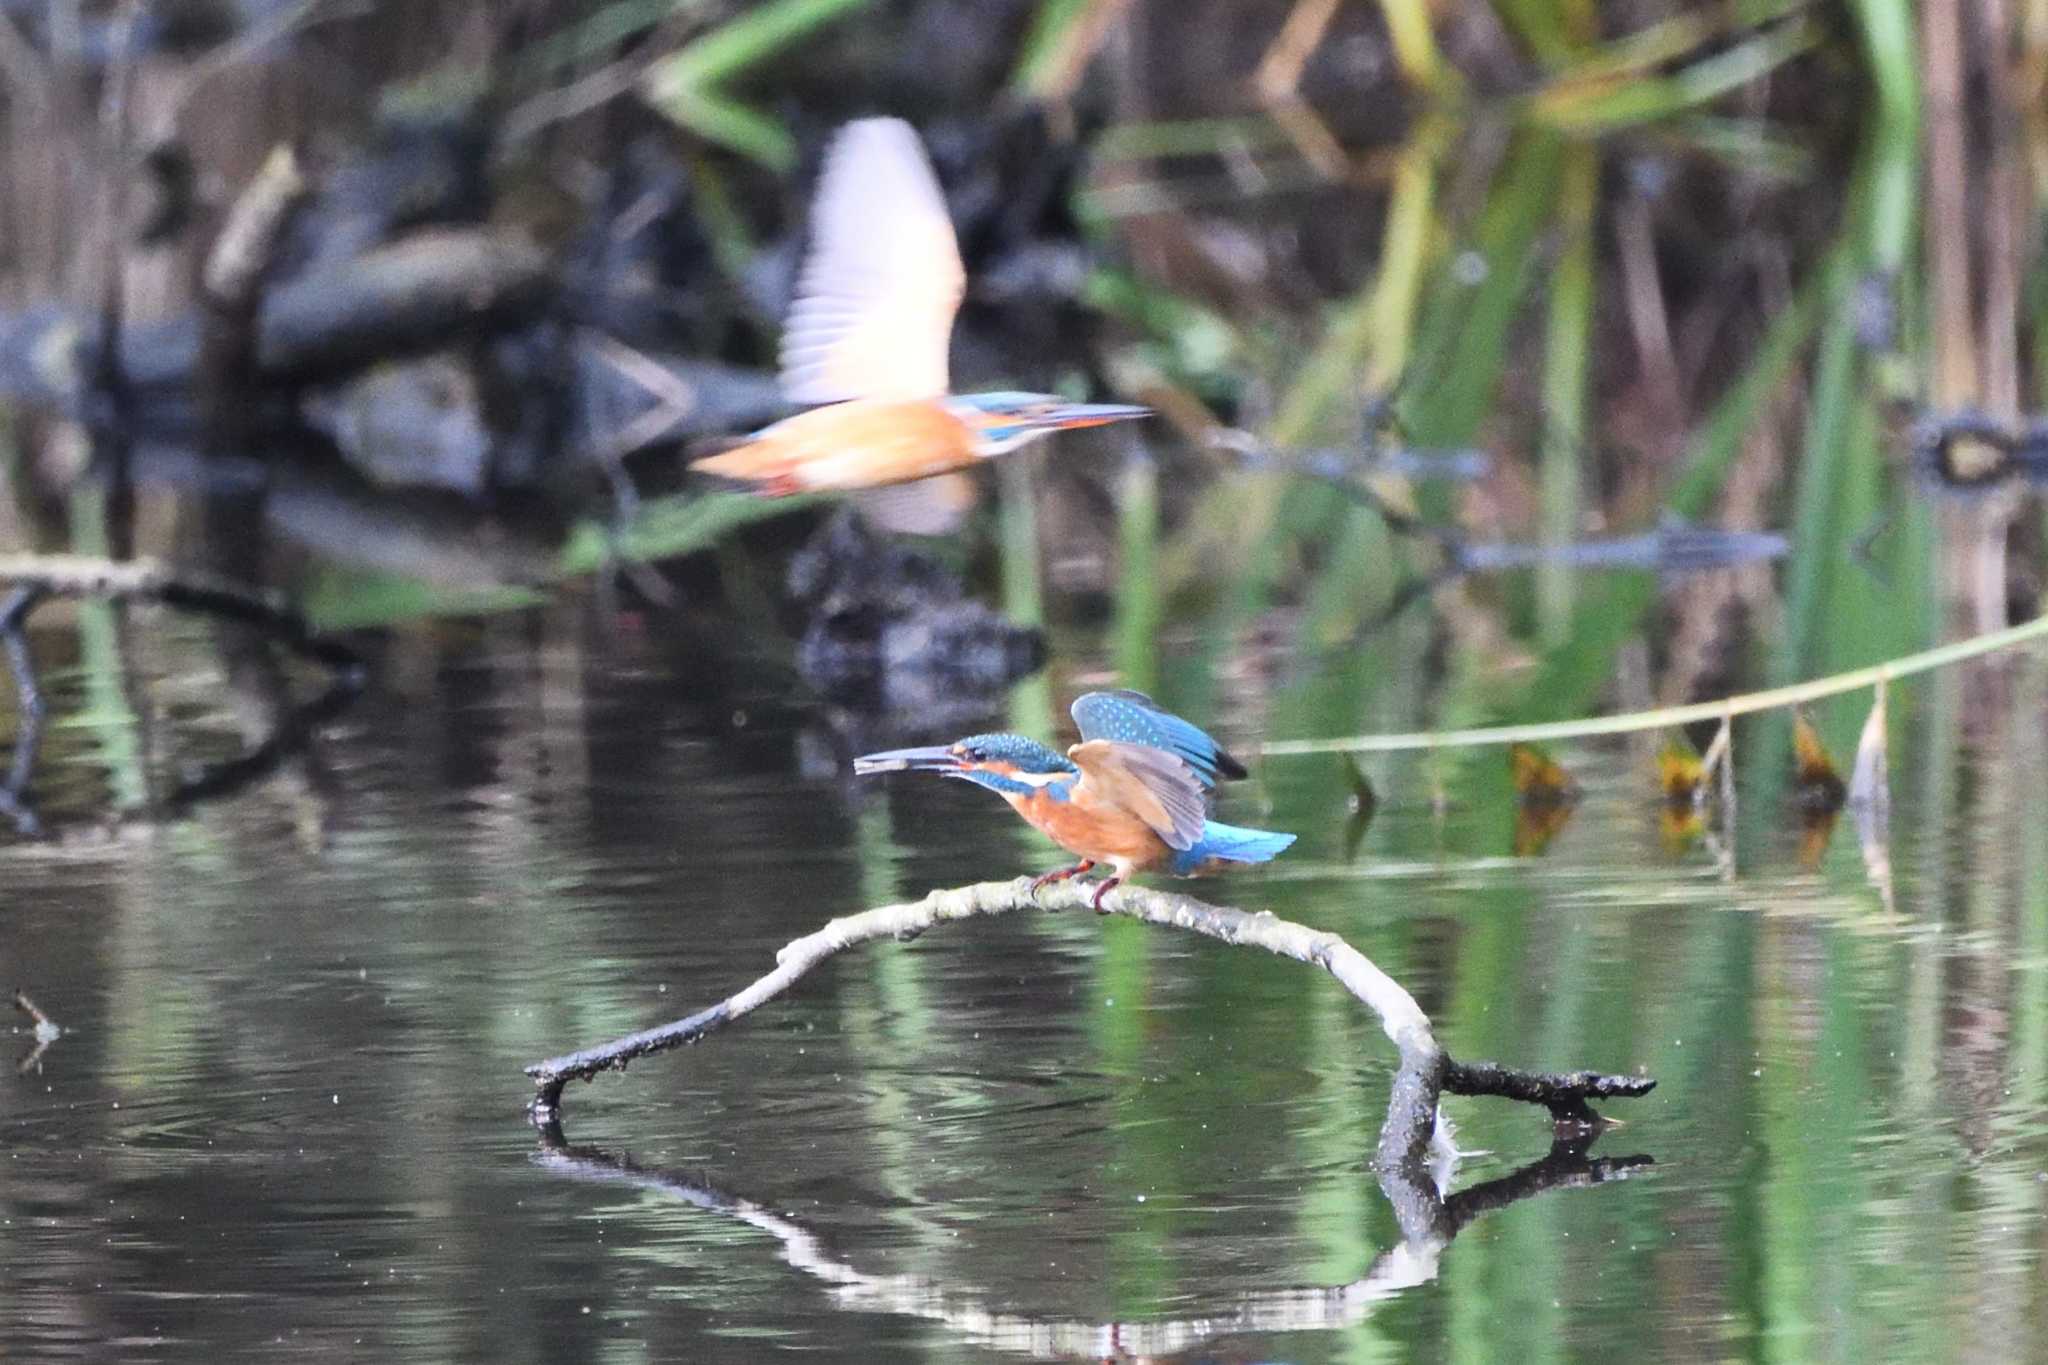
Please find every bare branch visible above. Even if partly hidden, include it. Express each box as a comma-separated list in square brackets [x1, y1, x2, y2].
[0, 555, 362, 833]
[0, 553, 361, 675]
[524, 878, 1653, 1160]
[1442, 1059, 1656, 1128]
[501, 49, 654, 148]
[527, 877, 1432, 1102]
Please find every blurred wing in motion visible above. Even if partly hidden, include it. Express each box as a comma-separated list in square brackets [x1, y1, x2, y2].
[1070, 690, 1249, 789]
[1067, 740, 1207, 851]
[780, 118, 966, 405]
[853, 475, 979, 535]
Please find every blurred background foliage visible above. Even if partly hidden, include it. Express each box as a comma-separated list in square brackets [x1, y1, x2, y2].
[1, 0, 2040, 724]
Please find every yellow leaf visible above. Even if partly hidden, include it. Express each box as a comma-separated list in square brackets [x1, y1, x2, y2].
[1510, 744, 1576, 804]
[1792, 709, 1846, 811]
[1658, 737, 1703, 803]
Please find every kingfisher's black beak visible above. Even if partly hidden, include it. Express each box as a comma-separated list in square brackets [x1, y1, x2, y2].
[853, 745, 965, 777]
[1040, 402, 1151, 430]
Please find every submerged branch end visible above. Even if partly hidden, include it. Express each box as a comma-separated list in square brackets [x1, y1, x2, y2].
[1442, 1058, 1656, 1128]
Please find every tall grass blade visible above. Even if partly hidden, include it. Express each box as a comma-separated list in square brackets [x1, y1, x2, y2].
[1538, 142, 1597, 642]
[1112, 451, 1161, 693]
[1532, 18, 1819, 131]
[1506, 250, 1827, 723]
[1375, 0, 1456, 93]
[642, 0, 873, 168]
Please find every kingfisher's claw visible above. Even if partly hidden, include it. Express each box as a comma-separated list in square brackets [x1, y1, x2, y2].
[1031, 861, 1094, 893]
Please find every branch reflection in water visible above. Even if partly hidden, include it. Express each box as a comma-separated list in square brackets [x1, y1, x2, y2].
[532, 1123, 1652, 1361]
[0, 554, 364, 837]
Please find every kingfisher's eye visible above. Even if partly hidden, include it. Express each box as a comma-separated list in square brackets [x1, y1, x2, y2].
[959, 745, 984, 762]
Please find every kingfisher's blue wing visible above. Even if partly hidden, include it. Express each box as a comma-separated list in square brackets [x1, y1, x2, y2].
[1069, 690, 1247, 789]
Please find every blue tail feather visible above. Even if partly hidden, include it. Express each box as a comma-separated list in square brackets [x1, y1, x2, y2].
[1169, 820, 1296, 875]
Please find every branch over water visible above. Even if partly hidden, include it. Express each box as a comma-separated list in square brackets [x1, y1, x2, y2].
[524, 877, 1655, 1167]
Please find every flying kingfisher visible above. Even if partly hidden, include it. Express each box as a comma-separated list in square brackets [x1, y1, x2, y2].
[690, 117, 1149, 500]
[855, 690, 1296, 908]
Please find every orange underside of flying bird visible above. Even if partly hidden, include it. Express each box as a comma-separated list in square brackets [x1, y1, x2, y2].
[690, 398, 978, 497]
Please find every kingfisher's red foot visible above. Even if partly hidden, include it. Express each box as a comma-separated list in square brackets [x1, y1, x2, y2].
[1089, 877, 1123, 911]
[1031, 860, 1095, 893]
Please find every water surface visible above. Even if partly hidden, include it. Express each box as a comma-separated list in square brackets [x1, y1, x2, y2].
[3, 615, 2044, 1362]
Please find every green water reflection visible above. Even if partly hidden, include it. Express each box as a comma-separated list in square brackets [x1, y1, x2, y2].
[0, 618, 2042, 1361]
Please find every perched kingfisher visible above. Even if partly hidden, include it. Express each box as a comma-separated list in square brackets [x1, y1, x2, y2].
[690, 117, 1149, 501]
[855, 691, 1297, 908]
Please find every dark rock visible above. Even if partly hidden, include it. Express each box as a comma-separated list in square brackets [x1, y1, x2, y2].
[787, 512, 1043, 715]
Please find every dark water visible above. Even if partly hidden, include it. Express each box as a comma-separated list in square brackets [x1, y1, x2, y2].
[3, 610, 2045, 1362]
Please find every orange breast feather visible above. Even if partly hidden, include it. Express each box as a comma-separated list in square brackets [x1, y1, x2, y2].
[1007, 789, 1171, 870]
[692, 399, 977, 493]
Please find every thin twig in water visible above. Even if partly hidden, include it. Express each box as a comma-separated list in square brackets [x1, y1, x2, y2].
[0, 585, 50, 835]
[0, 557, 363, 831]
[1441, 1059, 1652, 1126]
[11, 990, 55, 1030]
[0, 555, 363, 676]
[12, 990, 61, 1074]
[524, 877, 1653, 1159]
